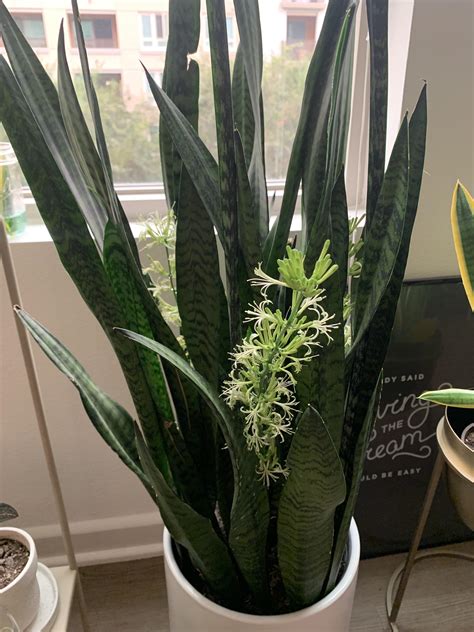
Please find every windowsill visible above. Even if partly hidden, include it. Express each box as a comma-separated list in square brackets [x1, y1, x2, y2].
[70, 48, 120, 54]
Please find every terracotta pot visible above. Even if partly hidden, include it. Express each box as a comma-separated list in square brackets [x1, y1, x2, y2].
[437, 407, 474, 530]
[163, 520, 360, 631]
[0, 527, 40, 630]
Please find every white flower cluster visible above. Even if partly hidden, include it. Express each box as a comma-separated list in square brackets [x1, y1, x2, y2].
[223, 243, 338, 485]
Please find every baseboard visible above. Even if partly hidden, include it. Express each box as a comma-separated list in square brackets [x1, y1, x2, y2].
[25, 511, 164, 567]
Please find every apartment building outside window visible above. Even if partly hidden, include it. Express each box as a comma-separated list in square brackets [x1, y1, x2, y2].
[68, 14, 118, 48]
[286, 15, 316, 52]
[140, 14, 167, 51]
[11, 13, 46, 47]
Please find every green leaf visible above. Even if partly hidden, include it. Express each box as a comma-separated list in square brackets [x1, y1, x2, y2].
[234, 130, 261, 276]
[103, 222, 173, 471]
[263, 0, 353, 275]
[0, 58, 179, 459]
[160, 0, 201, 210]
[0, 5, 107, 249]
[353, 116, 409, 344]
[206, 0, 241, 344]
[326, 373, 382, 592]
[232, 46, 255, 170]
[176, 168, 227, 389]
[234, 0, 268, 243]
[329, 170, 350, 297]
[278, 406, 346, 608]
[365, 0, 388, 225]
[419, 389, 474, 408]
[116, 330, 270, 604]
[15, 308, 152, 495]
[144, 66, 223, 243]
[135, 428, 241, 606]
[303, 3, 356, 261]
[0, 504, 19, 523]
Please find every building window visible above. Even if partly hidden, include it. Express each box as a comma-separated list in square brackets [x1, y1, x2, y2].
[12, 13, 46, 48]
[140, 14, 167, 51]
[69, 14, 118, 48]
[286, 15, 316, 51]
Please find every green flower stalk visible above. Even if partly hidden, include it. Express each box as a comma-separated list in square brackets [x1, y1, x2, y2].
[223, 242, 338, 485]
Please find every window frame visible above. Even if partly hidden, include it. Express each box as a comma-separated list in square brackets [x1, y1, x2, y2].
[3, 11, 47, 49]
[68, 12, 119, 50]
[139, 13, 168, 52]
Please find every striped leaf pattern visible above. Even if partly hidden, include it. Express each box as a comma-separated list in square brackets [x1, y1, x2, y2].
[278, 406, 346, 608]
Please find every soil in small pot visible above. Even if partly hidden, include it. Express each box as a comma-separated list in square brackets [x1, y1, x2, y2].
[0, 538, 29, 589]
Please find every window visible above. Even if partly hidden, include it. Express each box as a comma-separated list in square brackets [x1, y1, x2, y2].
[11, 13, 46, 47]
[69, 14, 117, 48]
[140, 14, 167, 51]
[287, 15, 316, 50]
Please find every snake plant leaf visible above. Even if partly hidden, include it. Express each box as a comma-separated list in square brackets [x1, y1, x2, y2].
[234, 130, 261, 276]
[70, 1, 139, 262]
[135, 427, 241, 606]
[419, 388, 474, 408]
[160, 0, 201, 210]
[278, 406, 346, 608]
[70, 1, 113, 192]
[263, 0, 353, 275]
[0, 5, 107, 250]
[232, 47, 255, 170]
[176, 169, 225, 389]
[353, 116, 409, 344]
[103, 223, 173, 468]
[145, 67, 223, 239]
[57, 24, 112, 215]
[451, 181, 474, 311]
[116, 330, 270, 604]
[303, 3, 356, 262]
[14, 308, 153, 495]
[365, 0, 388, 225]
[206, 0, 241, 343]
[326, 372, 382, 592]
[234, 0, 268, 243]
[339, 88, 427, 584]
[329, 170, 350, 297]
[0, 58, 175, 455]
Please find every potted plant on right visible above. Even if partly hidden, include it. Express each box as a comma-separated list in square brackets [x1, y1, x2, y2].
[0, 504, 40, 630]
[420, 181, 474, 529]
[0, 0, 427, 629]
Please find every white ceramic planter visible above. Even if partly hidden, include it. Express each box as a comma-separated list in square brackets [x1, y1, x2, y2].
[0, 527, 40, 630]
[164, 520, 360, 632]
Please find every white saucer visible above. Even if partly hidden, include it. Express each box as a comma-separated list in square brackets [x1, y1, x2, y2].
[25, 563, 59, 632]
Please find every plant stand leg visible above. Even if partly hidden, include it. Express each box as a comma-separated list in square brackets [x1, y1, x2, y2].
[389, 449, 445, 624]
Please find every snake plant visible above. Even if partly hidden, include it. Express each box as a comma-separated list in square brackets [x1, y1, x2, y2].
[420, 181, 474, 410]
[0, 0, 427, 614]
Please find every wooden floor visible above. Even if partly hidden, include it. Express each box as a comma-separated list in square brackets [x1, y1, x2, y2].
[69, 540, 474, 631]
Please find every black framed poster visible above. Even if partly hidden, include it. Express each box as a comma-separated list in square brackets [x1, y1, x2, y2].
[355, 278, 474, 558]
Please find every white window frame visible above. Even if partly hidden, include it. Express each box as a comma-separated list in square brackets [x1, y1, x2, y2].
[139, 13, 168, 51]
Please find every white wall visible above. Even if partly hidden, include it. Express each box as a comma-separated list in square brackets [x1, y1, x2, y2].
[403, 0, 474, 280]
[1, 0, 473, 567]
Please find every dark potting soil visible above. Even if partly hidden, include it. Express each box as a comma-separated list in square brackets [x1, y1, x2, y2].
[0, 538, 29, 589]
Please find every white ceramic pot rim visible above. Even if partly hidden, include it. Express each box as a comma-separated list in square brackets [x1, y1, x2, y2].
[163, 519, 360, 625]
[0, 527, 36, 594]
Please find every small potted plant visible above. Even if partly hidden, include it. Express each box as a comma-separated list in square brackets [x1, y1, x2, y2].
[0, 504, 40, 630]
[0, 0, 427, 629]
[420, 181, 474, 529]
